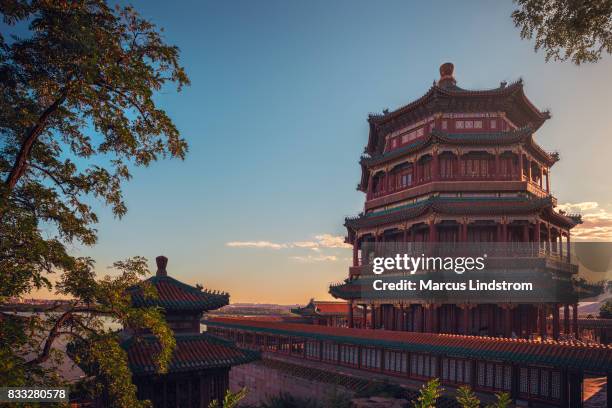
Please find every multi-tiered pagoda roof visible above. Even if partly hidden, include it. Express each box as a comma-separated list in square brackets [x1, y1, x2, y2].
[124, 256, 258, 376]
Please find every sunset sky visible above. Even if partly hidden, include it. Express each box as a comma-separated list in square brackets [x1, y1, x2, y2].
[34, 0, 612, 303]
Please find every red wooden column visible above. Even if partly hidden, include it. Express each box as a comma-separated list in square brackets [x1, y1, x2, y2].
[348, 301, 354, 328]
[460, 304, 473, 335]
[428, 220, 435, 243]
[552, 303, 560, 340]
[527, 158, 532, 181]
[488, 304, 497, 336]
[567, 231, 571, 263]
[460, 221, 468, 242]
[535, 220, 541, 252]
[367, 173, 374, 199]
[370, 304, 375, 330]
[352, 238, 359, 267]
[432, 149, 439, 181]
[539, 304, 547, 339]
[546, 169, 550, 192]
[503, 305, 513, 338]
[522, 223, 530, 243]
[495, 151, 501, 176]
[432, 304, 440, 333]
[567, 371, 583, 408]
[572, 303, 579, 339]
[564, 304, 570, 334]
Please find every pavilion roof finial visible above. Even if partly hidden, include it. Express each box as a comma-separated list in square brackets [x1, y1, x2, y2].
[437, 62, 456, 88]
[156, 255, 168, 277]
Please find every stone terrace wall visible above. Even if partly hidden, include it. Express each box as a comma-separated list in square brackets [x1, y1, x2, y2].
[230, 360, 355, 406]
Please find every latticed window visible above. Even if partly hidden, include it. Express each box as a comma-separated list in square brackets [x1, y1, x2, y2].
[278, 336, 290, 353]
[440, 157, 454, 178]
[476, 362, 512, 391]
[384, 351, 407, 374]
[519, 366, 562, 401]
[321, 342, 338, 362]
[410, 354, 437, 378]
[361, 348, 381, 370]
[441, 358, 471, 385]
[421, 160, 432, 180]
[305, 340, 319, 360]
[339, 344, 358, 366]
[398, 172, 412, 188]
[530, 368, 539, 395]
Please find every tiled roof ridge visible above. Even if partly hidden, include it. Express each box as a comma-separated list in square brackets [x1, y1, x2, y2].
[368, 80, 528, 124]
[362, 126, 536, 167]
[207, 317, 612, 351]
[147, 275, 229, 297]
[345, 195, 553, 223]
[122, 332, 236, 347]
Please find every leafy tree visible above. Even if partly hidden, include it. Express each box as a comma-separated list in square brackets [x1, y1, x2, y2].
[456, 385, 480, 408]
[0, 0, 189, 406]
[208, 387, 249, 408]
[600, 300, 612, 318]
[484, 392, 511, 408]
[413, 378, 442, 408]
[512, 0, 612, 64]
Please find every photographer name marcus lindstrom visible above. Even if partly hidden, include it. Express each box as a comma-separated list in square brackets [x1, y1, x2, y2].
[372, 279, 533, 292]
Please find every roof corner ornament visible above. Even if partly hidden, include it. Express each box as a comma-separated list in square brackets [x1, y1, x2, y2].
[156, 255, 168, 277]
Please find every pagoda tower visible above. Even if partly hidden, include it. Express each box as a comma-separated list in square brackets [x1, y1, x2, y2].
[330, 63, 582, 340]
[121, 256, 258, 407]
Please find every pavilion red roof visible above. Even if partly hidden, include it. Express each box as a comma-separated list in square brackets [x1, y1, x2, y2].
[364, 64, 550, 156]
[127, 256, 229, 312]
[206, 317, 612, 374]
[123, 333, 259, 375]
[128, 275, 229, 312]
[344, 196, 578, 231]
[315, 302, 350, 315]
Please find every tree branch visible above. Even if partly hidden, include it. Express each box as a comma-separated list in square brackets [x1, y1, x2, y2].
[24, 306, 104, 367]
[2, 82, 72, 202]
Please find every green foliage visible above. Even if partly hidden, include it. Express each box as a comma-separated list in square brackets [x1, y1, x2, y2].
[456, 385, 480, 408]
[208, 387, 249, 408]
[413, 379, 442, 408]
[512, 0, 612, 64]
[0, 0, 188, 406]
[600, 300, 612, 318]
[484, 392, 511, 408]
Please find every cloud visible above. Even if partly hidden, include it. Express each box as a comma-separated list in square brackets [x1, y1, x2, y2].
[314, 234, 351, 248]
[225, 234, 351, 250]
[225, 241, 287, 249]
[559, 202, 612, 241]
[557, 202, 599, 213]
[290, 255, 338, 263]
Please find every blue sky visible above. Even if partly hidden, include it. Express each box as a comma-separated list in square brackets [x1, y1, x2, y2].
[39, 0, 612, 303]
